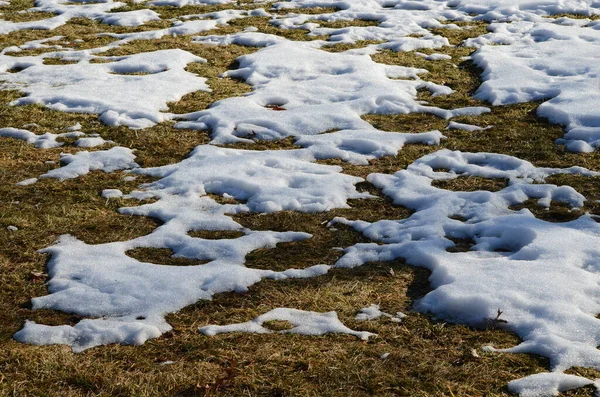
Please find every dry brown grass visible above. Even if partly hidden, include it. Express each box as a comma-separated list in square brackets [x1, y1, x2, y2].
[1, 7, 600, 397]
[0, 0, 55, 22]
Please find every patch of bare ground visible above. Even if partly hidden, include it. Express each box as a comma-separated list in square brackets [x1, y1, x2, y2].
[235, 193, 410, 272]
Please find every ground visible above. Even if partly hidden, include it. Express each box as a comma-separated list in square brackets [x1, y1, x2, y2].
[2, 0, 600, 396]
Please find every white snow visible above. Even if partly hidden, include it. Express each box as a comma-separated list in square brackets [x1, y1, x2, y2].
[447, 121, 491, 132]
[416, 52, 452, 61]
[98, 9, 160, 27]
[66, 123, 81, 131]
[268, 0, 460, 52]
[16, 178, 39, 186]
[179, 36, 487, 143]
[11, 143, 379, 350]
[149, 0, 235, 6]
[450, 0, 600, 21]
[355, 304, 405, 322]
[332, 149, 600, 395]
[0, 127, 82, 148]
[508, 373, 595, 397]
[12, 224, 327, 351]
[199, 308, 376, 340]
[132, 145, 370, 213]
[469, 21, 600, 152]
[1, 127, 63, 149]
[0, 0, 161, 34]
[74, 136, 110, 148]
[296, 129, 443, 165]
[0, 8, 271, 129]
[101, 189, 123, 198]
[1, 50, 209, 129]
[29, 147, 138, 182]
[106, 9, 251, 44]
[0, 126, 111, 148]
[5, 0, 600, 395]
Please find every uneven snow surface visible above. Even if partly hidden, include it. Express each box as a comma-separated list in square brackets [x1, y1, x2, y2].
[332, 149, 600, 392]
[3, 0, 600, 395]
[471, 21, 600, 152]
[1, 50, 210, 128]
[178, 36, 477, 143]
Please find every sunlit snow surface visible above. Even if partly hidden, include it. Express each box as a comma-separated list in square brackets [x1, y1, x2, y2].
[470, 21, 600, 152]
[3, 0, 600, 395]
[199, 308, 376, 340]
[332, 149, 600, 395]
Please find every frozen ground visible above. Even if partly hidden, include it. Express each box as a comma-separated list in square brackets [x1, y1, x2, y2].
[3, 0, 600, 395]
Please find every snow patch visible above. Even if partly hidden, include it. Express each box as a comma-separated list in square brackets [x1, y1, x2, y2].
[178, 37, 486, 143]
[30, 147, 138, 182]
[199, 308, 376, 340]
[332, 149, 600, 396]
[470, 22, 600, 152]
[2, 50, 209, 129]
[355, 304, 406, 322]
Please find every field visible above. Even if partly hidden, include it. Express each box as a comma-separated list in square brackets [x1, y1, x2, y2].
[2, 0, 600, 396]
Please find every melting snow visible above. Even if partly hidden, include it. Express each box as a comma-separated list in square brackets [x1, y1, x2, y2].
[199, 308, 376, 340]
[4, 0, 600, 395]
[1, 50, 209, 129]
[355, 304, 406, 322]
[0, 127, 83, 148]
[131, 145, 371, 213]
[179, 36, 487, 143]
[101, 188, 123, 198]
[332, 149, 600, 394]
[470, 21, 600, 152]
[447, 121, 491, 132]
[35, 147, 138, 182]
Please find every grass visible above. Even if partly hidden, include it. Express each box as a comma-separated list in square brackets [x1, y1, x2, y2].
[1, 3, 599, 397]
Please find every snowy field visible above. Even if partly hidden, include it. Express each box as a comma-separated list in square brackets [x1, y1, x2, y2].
[2, 0, 600, 395]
